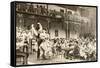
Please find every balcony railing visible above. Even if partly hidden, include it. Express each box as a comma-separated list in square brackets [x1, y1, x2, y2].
[16, 3, 64, 19]
[66, 14, 90, 24]
[16, 3, 89, 23]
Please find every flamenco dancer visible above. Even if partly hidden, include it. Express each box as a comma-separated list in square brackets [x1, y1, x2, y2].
[31, 22, 47, 59]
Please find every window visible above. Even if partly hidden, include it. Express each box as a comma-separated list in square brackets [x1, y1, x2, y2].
[55, 30, 58, 37]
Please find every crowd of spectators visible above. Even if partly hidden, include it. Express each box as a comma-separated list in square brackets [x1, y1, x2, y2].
[16, 26, 96, 61]
[16, 3, 64, 18]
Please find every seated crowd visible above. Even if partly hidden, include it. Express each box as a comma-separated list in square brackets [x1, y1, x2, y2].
[16, 25, 96, 61]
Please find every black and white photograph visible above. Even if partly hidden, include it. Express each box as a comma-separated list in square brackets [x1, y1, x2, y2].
[14, 2, 97, 66]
